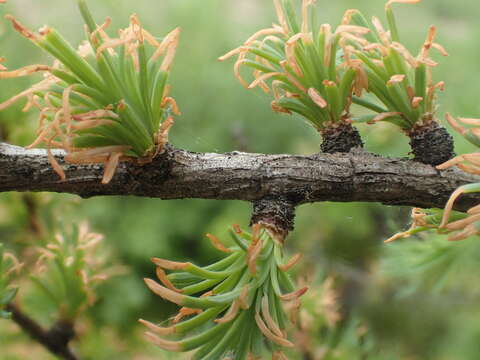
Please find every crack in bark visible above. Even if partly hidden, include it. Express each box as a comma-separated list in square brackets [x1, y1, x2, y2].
[1, 142, 479, 211]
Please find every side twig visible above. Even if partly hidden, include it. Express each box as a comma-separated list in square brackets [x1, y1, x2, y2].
[5, 303, 77, 360]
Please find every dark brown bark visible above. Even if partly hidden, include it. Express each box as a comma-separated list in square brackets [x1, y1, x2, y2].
[250, 199, 296, 241]
[320, 122, 364, 154]
[408, 121, 455, 166]
[1, 142, 479, 211]
[5, 304, 77, 360]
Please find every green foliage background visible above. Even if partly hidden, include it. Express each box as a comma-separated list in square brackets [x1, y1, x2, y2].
[1, 0, 480, 359]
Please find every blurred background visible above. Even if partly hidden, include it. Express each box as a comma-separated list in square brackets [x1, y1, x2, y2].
[1, 0, 480, 359]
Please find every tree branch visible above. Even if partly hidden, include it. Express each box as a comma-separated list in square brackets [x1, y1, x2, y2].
[5, 303, 77, 360]
[1, 142, 479, 211]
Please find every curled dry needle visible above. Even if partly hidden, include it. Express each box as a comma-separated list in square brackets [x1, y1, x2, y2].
[0, 0, 180, 183]
[385, 205, 480, 243]
[386, 114, 480, 242]
[342, 0, 454, 165]
[219, 0, 370, 153]
[433, 114, 480, 239]
[385, 206, 480, 243]
[141, 224, 307, 359]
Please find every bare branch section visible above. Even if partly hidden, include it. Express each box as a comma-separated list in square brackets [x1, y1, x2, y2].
[1, 142, 479, 211]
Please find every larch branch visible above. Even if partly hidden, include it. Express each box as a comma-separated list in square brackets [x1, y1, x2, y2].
[1, 142, 479, 211]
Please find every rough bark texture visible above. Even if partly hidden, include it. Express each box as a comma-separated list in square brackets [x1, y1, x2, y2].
[1, 142, 479, 211]
[321, 122, 364, 154]
[409, 121, 455, 166]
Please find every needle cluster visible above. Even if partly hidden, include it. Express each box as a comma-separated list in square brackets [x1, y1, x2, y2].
[141, 224, 306, 360]
[1, 0, 180, 183]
